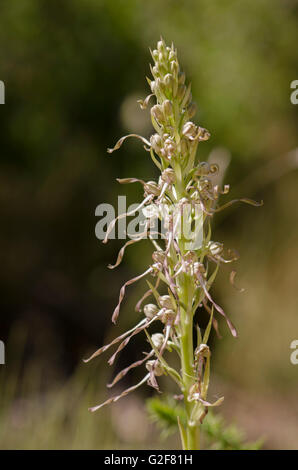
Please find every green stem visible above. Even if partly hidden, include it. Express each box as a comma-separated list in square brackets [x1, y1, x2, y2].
[179, 273, 200, 450]
[187, 424, 199, 450]
[174, 178, 200, 450]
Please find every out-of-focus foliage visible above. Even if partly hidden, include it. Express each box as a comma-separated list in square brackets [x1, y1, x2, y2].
[146, 396, 263, 450]
[0, 0, 297, 449]
[140, 0, 298, 162]
[0, 327, 179, 449]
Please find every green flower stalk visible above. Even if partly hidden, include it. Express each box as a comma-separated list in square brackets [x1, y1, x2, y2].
[85, 39, 261, 450]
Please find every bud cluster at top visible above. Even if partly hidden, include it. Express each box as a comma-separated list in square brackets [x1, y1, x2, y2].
[149, 39, 210, 175]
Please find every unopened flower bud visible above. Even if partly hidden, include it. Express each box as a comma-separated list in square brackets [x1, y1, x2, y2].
[187, 102, 197, 119]
[162, 99, 173, 117]
[150, 80, 156, 93]
[151, 333, 164, 349]
[159, 295, 173, 309]
[208, 241, 224, 256]
[170, 61, 178, 76]
[164, 73, 174, 90]
[161, 309, 176, 324]
[177, 84, 186, 101]
[146, 359, 163, 376]
[193, 262, 206, 276]
[144, 303, 159, 320]
[194, 343, 210, 358]
[158, 52, 164, 63]
[159, 148, 168, 160]
[183, 121, 195, 133]
[161, 168, 176, 184]
[182, 121, 197, 139]
[164, 138, 176, 157]
[150, 133, 163, 153]
[144, 181, 160, 196]
[158, 79, 167, 94]
[151, 104, 164, 123]
[153, 77, 165, 96]
[157, 40, 165, 53]
[152, 65, 159, 77]
[155, 77, 161, 89]
[152, 49, 159, 61]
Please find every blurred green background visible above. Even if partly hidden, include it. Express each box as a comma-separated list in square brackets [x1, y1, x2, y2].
[0, 0, 297, 449]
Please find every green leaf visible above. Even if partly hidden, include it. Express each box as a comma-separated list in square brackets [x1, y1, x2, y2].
[146, 396, 186, 438]
[177, 416, 188, 450]
[202, 306, 213, 344]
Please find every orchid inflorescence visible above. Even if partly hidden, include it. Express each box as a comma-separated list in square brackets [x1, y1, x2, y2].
[85, 39, 261, 450]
